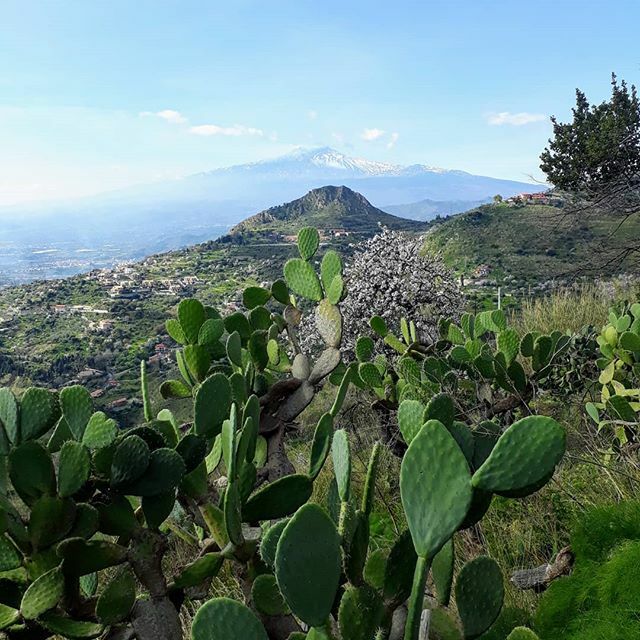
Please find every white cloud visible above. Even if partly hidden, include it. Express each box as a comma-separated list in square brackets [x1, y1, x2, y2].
[308, 110, 318, 120]
[189, 123, 264, 137]
[140, 109, 187, 124]
[361, 127, 386, 141]
[387, 132, 399, 149]
[487, 111, 546, 126]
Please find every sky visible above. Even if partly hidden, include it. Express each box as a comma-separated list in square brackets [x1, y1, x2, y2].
[0, 0, 638, 205]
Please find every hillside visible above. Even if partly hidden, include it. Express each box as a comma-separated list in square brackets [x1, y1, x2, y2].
[423, 201, 640, 288]
[229, 185, 425, 236]
[384, 196, 489, 221]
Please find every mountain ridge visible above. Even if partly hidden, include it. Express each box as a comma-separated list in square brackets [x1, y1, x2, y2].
[229, 185, 425, 235]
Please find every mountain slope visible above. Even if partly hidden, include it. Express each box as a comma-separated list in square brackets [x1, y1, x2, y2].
[385, 197, 490, 221]
[229, 185, 425, 236]
[423, 202, 640, 285]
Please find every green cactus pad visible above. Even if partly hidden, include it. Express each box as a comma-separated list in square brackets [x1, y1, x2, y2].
[191, 597, 268, 640]
[0, 603, 19, 630]
[39, 613, 104, 639]
[497, 329, 521, 365]
[224, 312, 252, 342]
[251, 574, 289, 616]
[223, 483, 244, 546]
[400, 420, 472, 559]
[326, 274, 344, 305]
[448, 422, 475, 467]
[382, 529, 417, 607]
[96, 496, 137, 537]
[295, 226, 319, 260]
[0, 536, 21, 572]
[275, 503, 341, 628]
[369, 315, 388, 337]
[321, 249, 342, 289]
[271, 279, 290, 305]
[309, 413, 334, 480]
[432, 537, 455, 606]
[160, 379, 192, 399]
[260, 519, 290, 569]
[28, 496, 76, 550]
[249, 306, 272, 332]
[60, 385, 93, 441]
[338, 585, 384, 640]
[506, 628, 540, 639]
[198, 318, 225, 345]
[20, 387, 59, 442]
[96, 568, 136, 625]
[142, 491, 176, 529]
[455, 556, 504, 639]
[248, 331, 269, 370]
[398, 400, 426, 445]
[315, 299, 342, 347]
[58, 441, 91, 497]
[58, 538, 128, 576]
[284, 258, 323, 301]
[532, 335, 553, 371]
[176, 434, 207, 474]
[358, 362, 383, 388]
[194, 373, 232, 438]
[166, 318, 187, 345]
[111, 434, 150, 487]
[178, 298, 206, 344]
[9, 441, 56, 505]
[20, 565, 64, 619]
[82, 412, 117, 449]
[472, 416, 565, 495]
[173, 552, 224, 589]
[425, 393, 455, 428]
[68, 503, 99, 540]
[355, 336, 375, 362]
[242, 474, 313, 522]
[620, 330, 640, 351]
[243, 286, 272, 310]
[126, 448, 186, 497]
[344, 511, 370, 585]
[184, 344, 211, 382]
[0, 388, 19, 444]
[331, 429, 351, 502]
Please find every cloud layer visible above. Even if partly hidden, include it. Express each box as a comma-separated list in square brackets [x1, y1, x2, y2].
[487, 112, 546, 126]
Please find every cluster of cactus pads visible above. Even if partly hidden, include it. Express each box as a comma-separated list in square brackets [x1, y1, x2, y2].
[586, 301, 640, 446]
[0, 227, 565, 640]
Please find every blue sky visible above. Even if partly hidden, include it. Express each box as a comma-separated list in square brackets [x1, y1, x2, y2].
[1, 0, 638, 204]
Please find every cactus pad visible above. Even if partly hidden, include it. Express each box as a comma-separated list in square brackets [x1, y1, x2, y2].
[40, 613, 104, 638]
[60, 385, 94, 441]
[242, 474, 313, 522]
[275, 503, 341, 628]
[20, 565, 64, 619]
[82, 412, 117, 449]
[198, 318, 225, 345]
[358, 362, 383, 388]
[111, 435, 150, 487]
[455, 556, 504, 639]
[425, 393, 455, 428]
[251, 574, 289, 616]
[432, 537, 455, 606]
[173, 553, 224, 589]
[58, 441, 91, 497]
[96, 568, 136, 625]
[178, 299, 206, 344]
[331, 429, 351, 502]
[271, 279, 290, 305]
[20, 387, 59, 442]
[127, 448, 186, 497]
[506, 628, 540, 639]
[0, 388, 19, 444]
[191, 597, 268, 640]
[243, 286, 272, 310]
[400, 420, 472, 559]
[28, 496, 76, 550]
[9, 441, 56, 505]
[398, 399, 426, 445]
[58, 538, 128, 576]
[338, 585, 383, 640]
[284, 258, 323, 301]
[309, 413, 334, 479]
[315, 299, 342, 347]
[472, 416, 565, 495]
[194, 373, 232, 438]
[297, 226, 320, 260]
[260, 519, 290, 569]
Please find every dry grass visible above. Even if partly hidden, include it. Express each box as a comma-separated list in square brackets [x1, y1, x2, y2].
[511, 280, 639, 336]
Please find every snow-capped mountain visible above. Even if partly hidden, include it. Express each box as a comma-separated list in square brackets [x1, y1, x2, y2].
[197, 146, 457, 180]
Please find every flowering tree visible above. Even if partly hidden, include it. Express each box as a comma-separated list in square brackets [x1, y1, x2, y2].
[339, 226, 463, 352]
